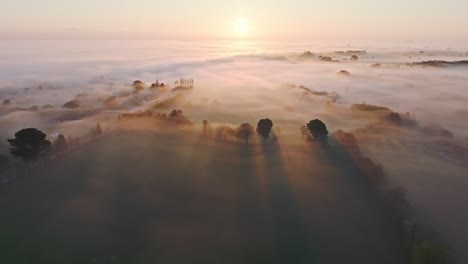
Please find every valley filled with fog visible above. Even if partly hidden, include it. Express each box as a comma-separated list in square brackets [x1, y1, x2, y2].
[0, 40, 467, 263]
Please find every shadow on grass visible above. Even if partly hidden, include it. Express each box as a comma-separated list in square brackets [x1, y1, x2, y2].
[321, 133, 410, 264]
[260, 142, 316, 264]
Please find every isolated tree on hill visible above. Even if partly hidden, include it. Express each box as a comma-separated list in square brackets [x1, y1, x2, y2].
[53, 134, 68, 154]
[306, 119, 328, 143]
[7, 128, 51, 161]
[256, 118, 274, 142]
[237, 123, 254, 145]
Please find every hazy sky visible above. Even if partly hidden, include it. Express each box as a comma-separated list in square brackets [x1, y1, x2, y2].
[2, 0, 468, 40]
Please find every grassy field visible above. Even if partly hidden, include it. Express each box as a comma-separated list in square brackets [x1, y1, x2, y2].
[0, 131, 405, 264]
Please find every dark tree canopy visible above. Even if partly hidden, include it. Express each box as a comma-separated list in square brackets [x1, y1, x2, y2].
[63, 99, 80, 109]
[306, 119, 329, 142]
[132, 80, 144, 87]
[170, 109, 179, 117]
[256, 119, 274, 141]
[7, 128, 51, 161]
[237, 123, 254, 145]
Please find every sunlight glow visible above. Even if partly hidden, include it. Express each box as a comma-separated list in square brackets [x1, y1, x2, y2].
[233, 17, 249, 35]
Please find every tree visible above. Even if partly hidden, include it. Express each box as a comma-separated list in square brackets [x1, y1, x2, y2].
[7, 128, 51, 161]
[90, 122, 103, 139]
[132, 80, 144, 87]
[256, 119, 274, 142]
[202, 120, 213, 137]
[170, 109, 179, 117]
[237, 123, 254, 145]
[53, 134, 68, 154]
[63, 99, 80, 109]
[306, 119, 328, 143]
[351, 55, 359, 61]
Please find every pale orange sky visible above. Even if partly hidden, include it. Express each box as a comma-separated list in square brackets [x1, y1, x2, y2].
[2, 0, 468, 40]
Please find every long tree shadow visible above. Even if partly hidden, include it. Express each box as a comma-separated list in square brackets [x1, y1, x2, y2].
[260, 142, 316, 264]
[320, 134, 409, 264]
[229, 143, 277, 263]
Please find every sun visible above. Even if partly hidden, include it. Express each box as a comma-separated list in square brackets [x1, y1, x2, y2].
[233, 17, 249, 34]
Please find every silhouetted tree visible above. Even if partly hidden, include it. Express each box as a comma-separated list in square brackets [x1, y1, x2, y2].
[170, 109, 179, 117]
[7, 128, 51, 161]
[256, 118, 274, 142]
[237, 123, 254, 144]
[320, 56, 333, 62]
[337, 70, 350, 76]
[216, 125, 236, 141]
[351, 55, 359, 61]
[202, 120, 213, 137]
[153, 80, 159, 88]
[90, 122, 103, 139]
[63, 99, 80, 109]
[306, 119, 328, 143]
[132, 80, 145, 93]
[387, 112, 402, 124]
[53, 134, 68, 154]
[132, 80, 144, 87]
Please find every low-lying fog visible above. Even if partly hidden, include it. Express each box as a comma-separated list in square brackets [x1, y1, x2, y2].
[0, 40, 467, 263]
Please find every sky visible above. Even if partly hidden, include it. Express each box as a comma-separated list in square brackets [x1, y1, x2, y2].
[2, 0, 468, 41]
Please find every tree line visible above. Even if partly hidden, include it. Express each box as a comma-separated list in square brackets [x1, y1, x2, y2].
[205, 118, 329, 145]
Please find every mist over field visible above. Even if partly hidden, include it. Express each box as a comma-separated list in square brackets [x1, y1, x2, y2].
[1, 40, 468, 263]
